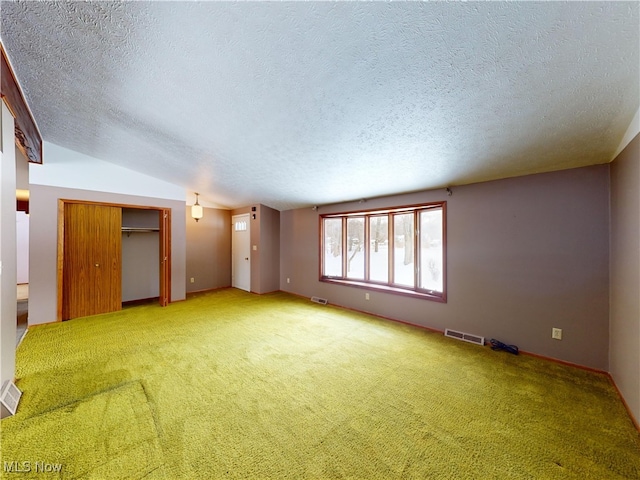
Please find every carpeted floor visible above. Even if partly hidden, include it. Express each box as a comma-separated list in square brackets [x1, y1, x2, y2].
[2, 289, 639, 479]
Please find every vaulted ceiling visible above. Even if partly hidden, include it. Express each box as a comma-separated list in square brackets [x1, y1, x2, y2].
[1, 1, 638, 210]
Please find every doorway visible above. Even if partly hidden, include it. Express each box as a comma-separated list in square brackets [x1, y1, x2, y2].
[232, 214, 251, 292]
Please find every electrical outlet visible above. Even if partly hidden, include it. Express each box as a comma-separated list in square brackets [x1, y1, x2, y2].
[190, 277, 195, 283]
[552, 328, 562, 340]
[287, 278, 290, 284]
[365, 293, 370, 300]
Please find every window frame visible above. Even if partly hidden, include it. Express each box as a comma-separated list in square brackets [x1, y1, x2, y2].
[320, 201, 447, 303]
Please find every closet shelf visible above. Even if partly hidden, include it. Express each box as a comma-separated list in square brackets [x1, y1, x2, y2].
[122, 226, 160, 237]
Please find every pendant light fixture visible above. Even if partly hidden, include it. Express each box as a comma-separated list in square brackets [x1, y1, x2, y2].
[191, 193, 203, 222]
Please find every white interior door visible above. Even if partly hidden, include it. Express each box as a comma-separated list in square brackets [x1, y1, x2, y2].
[232, 214, 251, 292]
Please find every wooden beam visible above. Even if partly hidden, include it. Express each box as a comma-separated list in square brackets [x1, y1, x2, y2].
[0, 43, 42, 163]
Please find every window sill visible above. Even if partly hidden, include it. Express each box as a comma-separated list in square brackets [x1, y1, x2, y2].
[321, 277, 446, 303]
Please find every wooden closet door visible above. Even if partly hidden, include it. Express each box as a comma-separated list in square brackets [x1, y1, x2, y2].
[63, 203, 122, 320]
[159, 209, 171, 306]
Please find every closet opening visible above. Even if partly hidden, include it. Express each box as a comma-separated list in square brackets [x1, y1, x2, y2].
[57, 200, 171, 321]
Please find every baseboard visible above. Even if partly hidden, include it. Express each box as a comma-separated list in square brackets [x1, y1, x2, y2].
[518, 351, 638, 431]
[28, 320, 60, 328]
[122, 297, 160, 307]
[282, 289, 445, 335]
[605, 373, 640, 432]
[186, 286, 232, 298]
[519, 350, 608, 375]
[251, 289, 280, 296]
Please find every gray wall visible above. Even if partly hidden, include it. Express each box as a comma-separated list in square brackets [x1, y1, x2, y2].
[257, 204, 280, 294]
[28, 184, 187, 325]
[185, 207, 232, 293]
[610, 133, 640, 423]
[122, 232, 159, 301]
[280, 165, 610, 370]
[122, 209, 160, 302]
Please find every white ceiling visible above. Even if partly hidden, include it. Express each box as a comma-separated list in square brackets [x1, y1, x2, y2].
[1, 1, 638, 211]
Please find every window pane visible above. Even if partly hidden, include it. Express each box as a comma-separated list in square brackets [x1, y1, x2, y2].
[420, 208, 443, 292]
[323, 218, 342, 277]
[369, 216, 388, 282]
[393, 213, 414, 287]
[346, 217, 365, 279]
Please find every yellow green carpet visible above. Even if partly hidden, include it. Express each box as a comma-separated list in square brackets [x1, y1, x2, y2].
[2, 289, 639, 479]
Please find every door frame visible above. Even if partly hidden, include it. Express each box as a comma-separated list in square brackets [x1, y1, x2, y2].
[57, 199, 172, 321]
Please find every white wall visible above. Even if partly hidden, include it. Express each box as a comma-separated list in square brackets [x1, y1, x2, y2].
[31, 142, 186, 201]
[16, 212, 29, 284]
[0, 101, 17, 385]
[613, 107, 640, 160]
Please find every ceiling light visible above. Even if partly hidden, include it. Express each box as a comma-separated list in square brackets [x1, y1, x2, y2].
[191, 193, 203, 222]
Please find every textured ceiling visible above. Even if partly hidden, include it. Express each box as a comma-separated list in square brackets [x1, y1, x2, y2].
[1, 1, 638, 211]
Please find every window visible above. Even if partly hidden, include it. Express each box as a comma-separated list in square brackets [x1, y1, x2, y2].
[369, 216, 388, 283]
[346, 217, 364, 280]
[321, 202, 446, 302]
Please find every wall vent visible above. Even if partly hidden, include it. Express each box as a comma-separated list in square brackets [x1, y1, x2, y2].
[444, 329, 485, 346]
[310, 296, 328, 305]
[0, 380, 22, 418]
